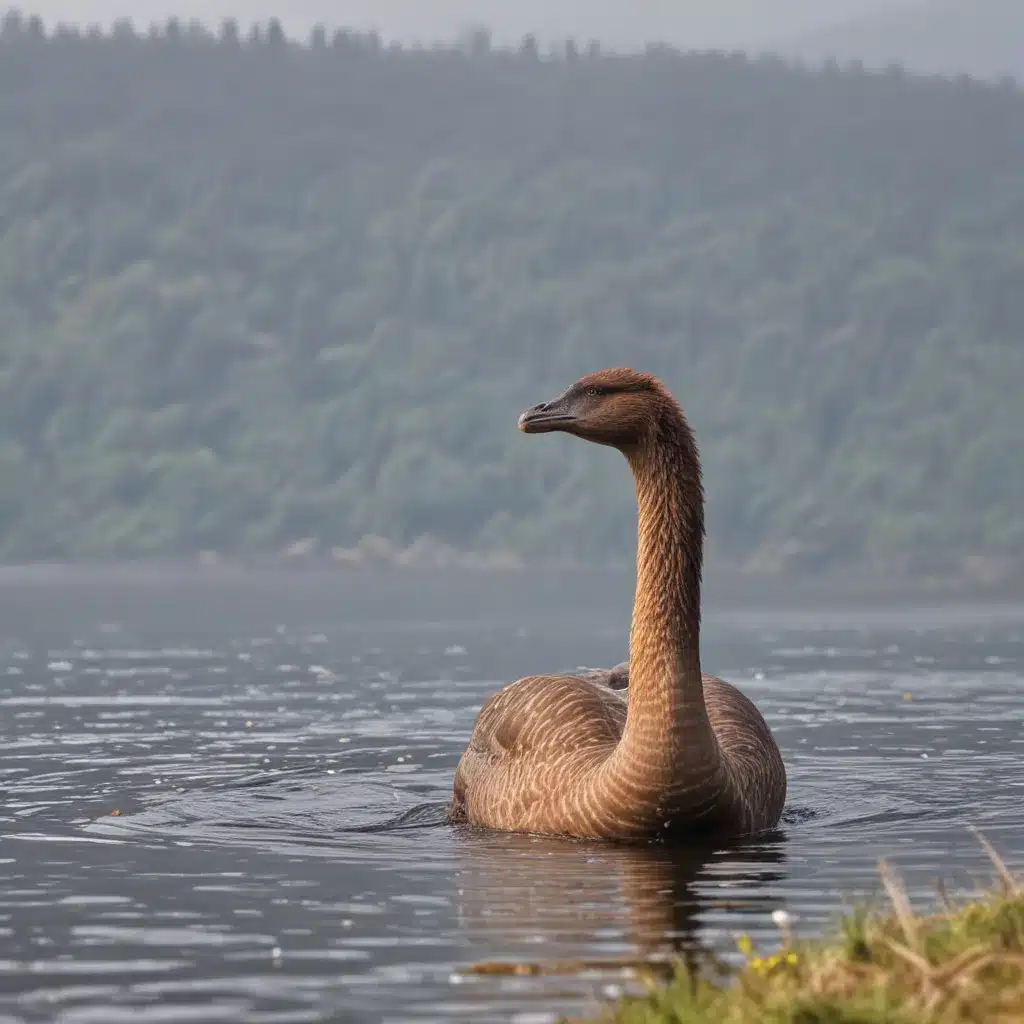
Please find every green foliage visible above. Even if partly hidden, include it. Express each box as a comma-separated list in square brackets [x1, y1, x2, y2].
[596, 860, 1024, 1024]
[0, 17, 1022, 567]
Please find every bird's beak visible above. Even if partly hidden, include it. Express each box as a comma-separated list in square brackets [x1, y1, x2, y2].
[518, 397, 576, 433]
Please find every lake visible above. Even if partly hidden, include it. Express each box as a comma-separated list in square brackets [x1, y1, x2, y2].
[1, 567, 1021, 1023]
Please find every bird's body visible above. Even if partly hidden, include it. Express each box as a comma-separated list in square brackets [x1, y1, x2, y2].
[448, 369, 786, 841]
[452, 670, 783, 838]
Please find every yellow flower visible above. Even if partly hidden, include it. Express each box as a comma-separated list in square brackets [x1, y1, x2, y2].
[786, 952, 799, 966]
[736, 934, 754, 956]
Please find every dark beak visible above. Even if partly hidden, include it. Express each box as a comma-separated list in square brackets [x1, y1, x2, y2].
[518, 397, 576, 433]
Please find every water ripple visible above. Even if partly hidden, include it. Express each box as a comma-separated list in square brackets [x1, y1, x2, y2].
[0, 575, 1022, 1023]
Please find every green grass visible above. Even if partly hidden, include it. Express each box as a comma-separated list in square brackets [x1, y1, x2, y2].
[587, 835, 1023, 1024]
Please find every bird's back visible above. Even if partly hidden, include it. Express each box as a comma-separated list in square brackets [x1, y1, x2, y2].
[449, 673, 626, 833]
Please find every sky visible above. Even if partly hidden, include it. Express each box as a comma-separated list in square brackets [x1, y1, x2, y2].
[13, 1, 916, 49]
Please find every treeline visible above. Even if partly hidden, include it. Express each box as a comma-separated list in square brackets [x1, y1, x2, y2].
[0, 13, 1022, 575]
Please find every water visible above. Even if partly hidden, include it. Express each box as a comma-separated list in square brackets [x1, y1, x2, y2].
[1, 568, 1022, 1024]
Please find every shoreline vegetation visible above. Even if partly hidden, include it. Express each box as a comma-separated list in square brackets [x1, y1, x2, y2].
[199, 536, 1024, 590]
[559, 837, 1023, 1024]
[0, 540, 1022, 605]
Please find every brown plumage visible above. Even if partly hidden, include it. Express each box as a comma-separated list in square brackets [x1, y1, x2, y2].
[576, 662, 630, 690]
[447, 369, 787, 840]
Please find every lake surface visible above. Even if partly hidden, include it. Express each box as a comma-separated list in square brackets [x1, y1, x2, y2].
[1, 568, 1022, 1024]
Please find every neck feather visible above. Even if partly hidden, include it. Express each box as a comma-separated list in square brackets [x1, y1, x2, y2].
[613, 411, 718, 787]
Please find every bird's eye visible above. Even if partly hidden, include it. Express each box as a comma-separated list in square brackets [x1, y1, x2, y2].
[586, 387, 599, 397]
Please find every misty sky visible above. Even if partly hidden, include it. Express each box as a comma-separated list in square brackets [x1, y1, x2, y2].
[18, 1, 918, 48]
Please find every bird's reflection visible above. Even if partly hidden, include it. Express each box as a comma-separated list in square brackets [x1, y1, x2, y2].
[451, 827, 788, 969]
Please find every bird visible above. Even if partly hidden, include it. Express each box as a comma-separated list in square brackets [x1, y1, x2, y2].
[447, 368, 786, 840]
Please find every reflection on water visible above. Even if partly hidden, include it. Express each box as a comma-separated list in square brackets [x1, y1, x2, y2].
[0, 569, 1022, 1023]
[452, 830, 787, 963]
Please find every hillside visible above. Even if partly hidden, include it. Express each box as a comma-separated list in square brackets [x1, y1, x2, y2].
[790, 0, 1024, 82]
[0, 15, 1022, 575]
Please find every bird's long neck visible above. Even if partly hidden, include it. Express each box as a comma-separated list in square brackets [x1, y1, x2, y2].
[607, 413, 722, 802]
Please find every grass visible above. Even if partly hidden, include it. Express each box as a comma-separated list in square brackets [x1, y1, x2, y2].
[584, 833, 1024, 1024]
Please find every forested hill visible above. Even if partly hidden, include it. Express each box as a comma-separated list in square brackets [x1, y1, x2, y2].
[0, 14, 1022, 576]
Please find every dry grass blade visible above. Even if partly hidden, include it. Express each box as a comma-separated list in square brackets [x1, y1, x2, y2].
[878, 858, 920, 949]
[971, 827, 1019, 894]
[948, 953, 998, 990]
[931, 944, 988, 985]
[880, 936, 934, 979]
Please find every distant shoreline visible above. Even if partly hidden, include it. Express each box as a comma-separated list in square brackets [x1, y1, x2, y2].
[0, 557, 1021, 609]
